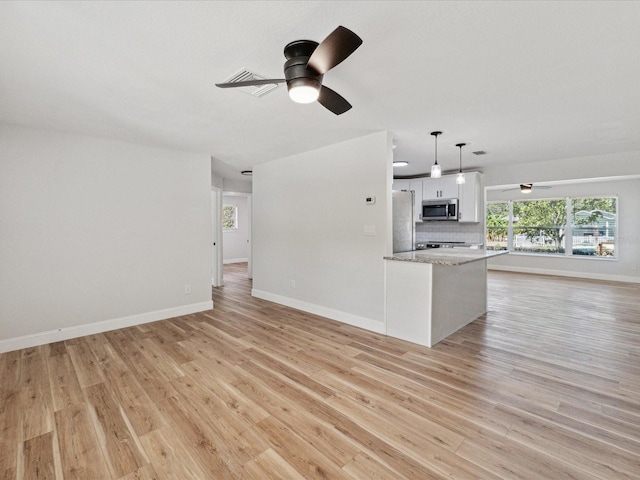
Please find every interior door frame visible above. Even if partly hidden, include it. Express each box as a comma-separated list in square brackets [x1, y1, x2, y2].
[221, 191, 252, 279]
[211, 187, 224, 287]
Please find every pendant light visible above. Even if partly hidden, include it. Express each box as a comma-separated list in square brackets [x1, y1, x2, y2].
[455, 143, 466, 185]
[430, 131, 442, 178]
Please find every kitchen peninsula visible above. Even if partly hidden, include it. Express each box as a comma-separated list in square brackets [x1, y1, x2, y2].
[384, 248, 508, 347]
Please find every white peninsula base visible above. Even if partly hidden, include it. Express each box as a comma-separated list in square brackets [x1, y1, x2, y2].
[384, 251, 502, 348]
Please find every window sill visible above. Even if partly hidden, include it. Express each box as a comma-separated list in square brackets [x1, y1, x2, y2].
[507, 251, 617, 261]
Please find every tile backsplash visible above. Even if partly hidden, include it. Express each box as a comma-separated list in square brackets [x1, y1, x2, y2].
[416, 221, 485, 245]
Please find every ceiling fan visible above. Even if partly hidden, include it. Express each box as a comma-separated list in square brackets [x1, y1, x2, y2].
[215, 26, 362, 115]
[502, 183, 553, 193]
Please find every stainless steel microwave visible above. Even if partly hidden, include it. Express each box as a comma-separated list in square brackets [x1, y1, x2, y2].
[422, 199, 458, 221]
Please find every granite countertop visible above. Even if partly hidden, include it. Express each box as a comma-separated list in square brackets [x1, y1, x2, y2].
[384, 248, 509, 266]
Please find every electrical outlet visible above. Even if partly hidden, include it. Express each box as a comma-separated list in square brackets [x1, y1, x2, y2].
[291, 280, 296, 289]
[184, 284, 192, 295]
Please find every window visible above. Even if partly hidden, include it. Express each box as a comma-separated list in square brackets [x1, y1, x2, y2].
[486, 196, 617, 258]
[486, 202, 509, 251]
[571, 197, 617, 256]
[513, 199, 566, 254]
[222, 205, 238, 230]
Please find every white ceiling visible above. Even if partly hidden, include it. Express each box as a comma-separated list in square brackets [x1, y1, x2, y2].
[1, 1, 639, 182]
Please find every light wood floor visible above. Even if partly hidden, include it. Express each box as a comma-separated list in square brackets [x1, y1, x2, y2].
[1, 265, 639, 479]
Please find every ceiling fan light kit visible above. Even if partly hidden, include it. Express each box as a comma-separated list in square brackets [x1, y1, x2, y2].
[501, 183, 552, 193]
[287, 78, 320, 103]
[216, 26, 362, 115]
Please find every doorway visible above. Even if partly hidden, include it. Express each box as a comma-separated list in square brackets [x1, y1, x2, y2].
[212, 189, 252, 290]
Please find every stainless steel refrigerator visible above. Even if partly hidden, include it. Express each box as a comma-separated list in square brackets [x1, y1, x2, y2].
[392, 190, 415, 253]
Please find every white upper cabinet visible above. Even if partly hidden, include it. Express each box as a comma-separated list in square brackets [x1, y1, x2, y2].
[396, 172, 481, 222]
[458, 172, 481, 223]
[423, 175, 459, 200]
[441, 176, 460, 199]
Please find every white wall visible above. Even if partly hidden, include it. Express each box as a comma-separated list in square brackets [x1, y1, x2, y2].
[211, 169, 223, 189]
[223, 178, 252, 194]
[252, 131, 393, 332]
[482, 150, 639, 186]
[0, 124, 213, 352]
[483, 151, 640, 282]
[222, 194, 250, 263]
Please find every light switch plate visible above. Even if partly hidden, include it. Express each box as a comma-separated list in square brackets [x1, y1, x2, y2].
[365, 196, 376, 205]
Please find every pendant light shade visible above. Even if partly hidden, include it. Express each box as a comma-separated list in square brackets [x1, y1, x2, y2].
[430, 131, 442, 178]
[455, 143, 466, 185]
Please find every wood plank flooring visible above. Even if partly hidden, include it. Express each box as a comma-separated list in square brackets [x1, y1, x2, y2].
[1, 264, 639, 479]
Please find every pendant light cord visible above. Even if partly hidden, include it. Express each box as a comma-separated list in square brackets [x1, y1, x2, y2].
[430, 131, 442, 165]
[456, 142, 466, 172]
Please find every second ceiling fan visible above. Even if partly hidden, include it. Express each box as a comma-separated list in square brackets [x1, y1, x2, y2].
[502, 183, 552, 193]
[216, 26, 362, 115]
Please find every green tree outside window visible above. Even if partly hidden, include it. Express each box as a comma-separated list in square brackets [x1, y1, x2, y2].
[222, 205, 238, 230]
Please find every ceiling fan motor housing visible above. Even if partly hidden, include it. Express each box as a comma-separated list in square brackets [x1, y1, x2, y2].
[283, 40, 323, 91]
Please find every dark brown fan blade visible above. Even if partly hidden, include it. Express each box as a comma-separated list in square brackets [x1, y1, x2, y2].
[215, 79, 285, 88]
[317, 85, 352, 115]
[307, 26, 362, 74]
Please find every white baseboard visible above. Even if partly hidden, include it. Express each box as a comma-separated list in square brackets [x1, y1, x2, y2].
[251, 289, 385, 334]
[488, 265, 640, 284]
[223, 258, 248, 264]
[0, 300, 213, 354]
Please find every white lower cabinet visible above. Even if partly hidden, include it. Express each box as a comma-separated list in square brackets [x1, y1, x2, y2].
[385, 259, 489, 347]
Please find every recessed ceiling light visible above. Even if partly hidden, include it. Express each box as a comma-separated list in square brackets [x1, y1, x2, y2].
[241, 170, 252, 176]
[393, 161, 409, 167]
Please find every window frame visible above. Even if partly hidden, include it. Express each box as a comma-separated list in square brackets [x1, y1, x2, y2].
[222, 204, 238, 231]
